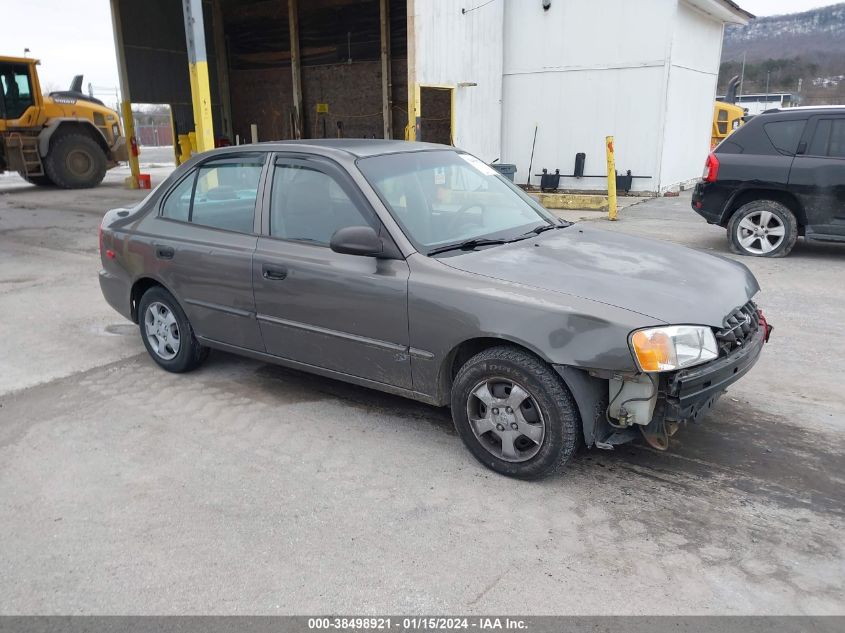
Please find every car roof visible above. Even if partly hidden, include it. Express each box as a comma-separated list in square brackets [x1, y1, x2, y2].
[212, 139, 453, 159]
[760, 105, 845, 116]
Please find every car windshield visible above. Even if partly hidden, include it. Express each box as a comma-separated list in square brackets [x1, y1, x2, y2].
[357, 150, 560, 253]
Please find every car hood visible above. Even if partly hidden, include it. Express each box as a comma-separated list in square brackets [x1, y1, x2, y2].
[437, 225, 760, 327]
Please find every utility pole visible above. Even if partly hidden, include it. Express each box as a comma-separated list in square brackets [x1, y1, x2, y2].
[765, 70, 771, 107]
[738, 51, 746, 98]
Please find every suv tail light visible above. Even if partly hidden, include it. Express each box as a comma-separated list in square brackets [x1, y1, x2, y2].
[703, 152, 719, 182]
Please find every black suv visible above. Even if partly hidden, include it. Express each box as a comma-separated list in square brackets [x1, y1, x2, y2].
[692, 106, 845, 257]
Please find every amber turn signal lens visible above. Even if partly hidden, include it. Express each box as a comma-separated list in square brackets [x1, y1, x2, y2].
[631, 330, 673, 372]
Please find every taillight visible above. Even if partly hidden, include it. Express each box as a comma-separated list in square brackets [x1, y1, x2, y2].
[703, 152, 719, 182]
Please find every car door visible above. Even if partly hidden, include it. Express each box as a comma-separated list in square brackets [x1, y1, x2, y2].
[790, 114, 845, 238]
[252, 153, 412, 389]
[151, 152, 267, 351]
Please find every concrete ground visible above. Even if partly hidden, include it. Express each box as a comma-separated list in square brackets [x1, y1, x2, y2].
[0, 165, 843, 615]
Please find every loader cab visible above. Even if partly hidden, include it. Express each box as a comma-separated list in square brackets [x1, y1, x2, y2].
[0, 58, 42, 129]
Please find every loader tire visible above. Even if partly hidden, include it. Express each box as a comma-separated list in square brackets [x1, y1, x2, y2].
[44, 133, 107, 189]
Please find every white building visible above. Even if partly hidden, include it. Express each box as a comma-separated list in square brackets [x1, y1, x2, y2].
[412, 0, 751, 192]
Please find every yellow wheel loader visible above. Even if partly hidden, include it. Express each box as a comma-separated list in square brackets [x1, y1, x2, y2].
[0, 56, 128, 188]
[711, 75, 746, 149]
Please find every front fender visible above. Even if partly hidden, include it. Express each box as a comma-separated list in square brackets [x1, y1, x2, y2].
[407, 253, 657, 401]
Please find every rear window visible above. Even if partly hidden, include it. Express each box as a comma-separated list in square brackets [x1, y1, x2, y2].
[763, 120, 806, 155]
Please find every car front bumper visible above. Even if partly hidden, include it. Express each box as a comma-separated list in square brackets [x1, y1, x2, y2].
[664, 320, 767, 423]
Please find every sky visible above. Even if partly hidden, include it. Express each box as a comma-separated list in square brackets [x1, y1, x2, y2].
[2, 0, 838, 101]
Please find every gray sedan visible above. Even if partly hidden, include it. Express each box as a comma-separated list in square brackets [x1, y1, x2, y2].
[99, 140, 770, 479]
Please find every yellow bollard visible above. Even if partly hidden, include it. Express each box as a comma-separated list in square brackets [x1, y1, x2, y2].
[606, 135, 618, 221]
[177, 134, 192, 164]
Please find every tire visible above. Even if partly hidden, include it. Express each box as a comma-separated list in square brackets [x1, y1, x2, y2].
[727, 200, 798, 258]
[22, 174, 54, 187]
[43, 132, 107, 189]
[450, 346, 580, 480]
[138, 286, 209, 373]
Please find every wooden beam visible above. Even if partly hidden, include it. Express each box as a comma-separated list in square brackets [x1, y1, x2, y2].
[380, 0, 393, 139]
[211, 0, 233, 141]
[406, 0, 417, 140]
[288, 0, 304, 139]
[109, 0, 141, 187]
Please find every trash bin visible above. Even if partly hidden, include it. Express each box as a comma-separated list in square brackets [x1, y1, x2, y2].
[490, 163, 517, 181]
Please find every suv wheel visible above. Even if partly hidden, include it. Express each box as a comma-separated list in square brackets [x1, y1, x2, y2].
[727, 200, 797, 257]
[138, 287, 209, 373]
[451, 346, 580, 479]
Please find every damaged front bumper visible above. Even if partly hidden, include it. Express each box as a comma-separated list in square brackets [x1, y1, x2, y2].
[663, 318, 767, 424]
[570, 315, 770, 451]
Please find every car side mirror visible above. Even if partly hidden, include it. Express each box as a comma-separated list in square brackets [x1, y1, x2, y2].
[330, 225, 384, 258]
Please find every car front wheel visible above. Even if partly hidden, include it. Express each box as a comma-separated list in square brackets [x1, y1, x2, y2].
[138, 286, 209, 373]
[727, 200, 798, 257]
[450, 346, 580, 479]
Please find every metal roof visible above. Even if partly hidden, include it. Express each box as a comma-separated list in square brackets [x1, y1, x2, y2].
[719, 0, 755, 20]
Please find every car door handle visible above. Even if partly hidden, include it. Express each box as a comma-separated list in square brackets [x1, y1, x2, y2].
[262, 264, 288, 281]
[155, 245, 175, 260]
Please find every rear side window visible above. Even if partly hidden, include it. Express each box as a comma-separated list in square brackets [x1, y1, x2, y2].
[160, 174, 193, 222]
[808, 118, 845, 158]
[159, 157, 263, 233]
[763, 120, 805, 155]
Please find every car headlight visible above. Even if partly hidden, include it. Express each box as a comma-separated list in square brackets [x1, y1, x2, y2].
[630, 325, 718, 372]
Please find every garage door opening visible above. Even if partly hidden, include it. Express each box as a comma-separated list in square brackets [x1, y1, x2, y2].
[221, 0, 408, 142]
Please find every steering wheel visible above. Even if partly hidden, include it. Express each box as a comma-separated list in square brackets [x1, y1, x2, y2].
[447, 203, 486, 236]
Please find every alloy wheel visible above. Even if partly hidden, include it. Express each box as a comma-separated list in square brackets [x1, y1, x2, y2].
[466, 378, 546, 463]
[736, 210, 786, 255]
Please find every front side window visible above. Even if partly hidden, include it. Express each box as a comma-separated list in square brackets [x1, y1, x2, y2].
[270, 163, 373, 245]
[159, 158, 263, 233]
[0, 63, 34, 119]
[357, 150, 557, 252]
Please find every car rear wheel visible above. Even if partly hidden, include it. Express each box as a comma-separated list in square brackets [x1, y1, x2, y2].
[450, 346, 580, 479]
[138, 287, 209, 373]
[727, 200, 797, 258]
